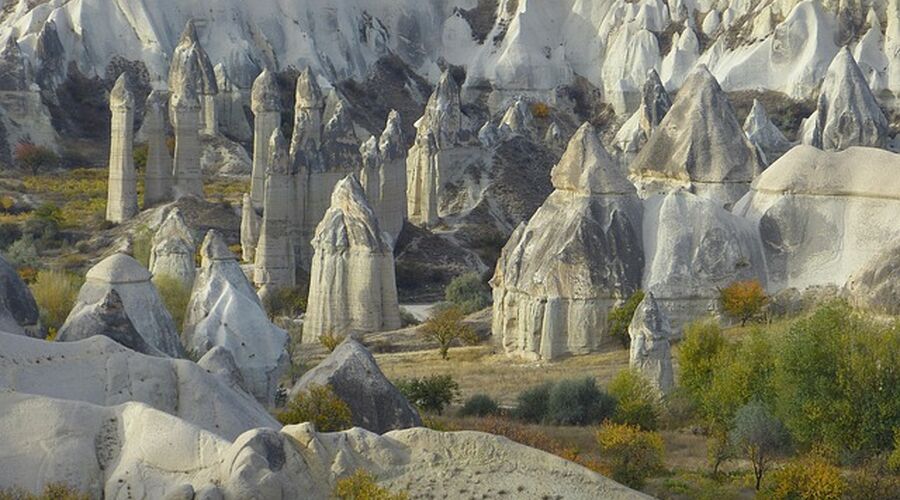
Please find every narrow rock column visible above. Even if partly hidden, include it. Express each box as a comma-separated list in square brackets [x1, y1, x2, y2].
[143, 90, 173, 207]
[250, 70, 282, 209]
[106, 74, 138, 223]
[171, 84, 204, 199]
[289, 67, 325, 157]
[628, 292, 674, 395]
[359, 110, 406, 243]
[254, 130, 296, 299]
[240, 193, 260, 263]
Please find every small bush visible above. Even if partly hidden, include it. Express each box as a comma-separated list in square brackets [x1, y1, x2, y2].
[263, 285, 308, 320]
[318, 331, 345, 352]
[333, 469, 408, 500]
[444, 272, 491, 314]
[4, 236, 39, 269]
[546, 377, 616, 426]
[275, 384, 352, 431]
[609, 369, 661, 431]
[459, 394, 500, 417]
[514, 382, 552, 423]
[597, 422, 665, 489]
[15, 142, 58, 175]
[531, 102, 551, 119]
[420, 306, 478, 360]
[607, 290, 645, 347]
[153, 274, 191, 331]
[676, 319, 725, 402]
[719, 279, 768, 326]
[395, 375, 460, 414]
[729, 402, 790, 490]
[22, 216, 59, 243]
[30, 269, 82, 336]
[767, 453, 845, 500]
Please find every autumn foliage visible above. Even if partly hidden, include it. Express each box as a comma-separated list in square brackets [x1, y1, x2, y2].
[719, 279, 768, 326]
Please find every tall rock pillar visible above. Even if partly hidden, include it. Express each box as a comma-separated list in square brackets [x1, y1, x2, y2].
[254, 130, 296, 299]
[143, 90, 173, 207]
[170, 83, 204, 199]
[106, 74, 138, 223]
[250, 70, 282, 209]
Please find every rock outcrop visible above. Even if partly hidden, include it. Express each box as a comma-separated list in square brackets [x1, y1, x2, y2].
[289, 67, 325, 158]
[735, 146, 900, 292]
[500, 97, 535, 138]
[491, 123, 644, 360]
[143, 90, 174, 207]
[614, 69, 672, 161]
[168, 21, 219, 136]
[253, 130, 297, 298]
[743, 98, 792, 165]
[240, 193, 260, 262]
[0, 391, 645, 500]
[0, 332, 278, 441]
[66, 253, 184, 358]
[643, 189, 767, 330]
[359, 110, 406, 243]
[304, 176, 401, 341]
[170, 77, 204, 199]
[106, 74, 138, 223]
[185, 230, 289, 406]
[628, 293, 674, 395]
[629, 66, 762, 207]
[0, 254, 41, 337]
[148, 208, 197, 289]
[249, 69, 281, 208]
[57, 289, 165, 356]
[806, 47, 890, 151]
[290, 338, 420, 433]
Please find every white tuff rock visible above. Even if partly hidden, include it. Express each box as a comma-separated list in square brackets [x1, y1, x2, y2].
[254, 130, 297, 298]
[106, 74, 138, 223]
[743, 99, 792, 165]
[143, 90, 174, 207]
[359, 110, 407, 244]
[149, 208, 197, 289]
[170, 77, 204, 199]
[628, 292, 674, 395]
[249, 69, 281, 208]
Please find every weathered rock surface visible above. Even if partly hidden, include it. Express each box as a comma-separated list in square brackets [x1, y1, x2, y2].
[106, 74, 138, 223]
[734, 145, 900, 291]
[170, 79, 204, 199]
[629, 66, 762, 207]
[806, 47, 890, 151]
[148, 208, 197, 289]
[67, 253, 185, 358]
[197, 346, 248, 395]
[846, 242, 900, 315]
[57, 289, 165, 356]
[186, 230, 289, 406]
[492, 123, 644, 360]
[0, 254, 41, 337]
[305, 176, 401, 340]
[168, 21, 219, 135]
[643, 189, 767, 330]
[291, 338, 420, 433]
[0, 333, 278, 440]
[143, 90, 174, 207]
[359, 110, 406, 244]
[744, 99, 792, 165]
[254, 130, 297, 297]
[614, 69, 671, 159]
[240, 193, 260, 263]
[628, 293, 674, 395]
[0, 391, 645, 500]
[249, 69, 281, 208]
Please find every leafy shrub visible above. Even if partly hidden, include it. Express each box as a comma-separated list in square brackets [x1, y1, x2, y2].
[609, 369, 661, 431]
[719, 279, 768, 326]
[318, 331, 345, 352]
[333, 470, 408, 500]
[676, 319, 725, 402]
[546, 377, 616, 426]
[22, 204, 62, 243]
[4, 236, 39, 270]
[767, 453, 845, 500]
[399, 308, 420, 327]
[514, 382, 552, 423]
[153, 274, 191, 331]
[890, 430, 900, 473]
[607, 290, 645, 347]
[729, 402, 790, 490]
[395, 375, 460, 414]
[275, 384, 353, 431]
[30, 270, 82, 337]
[262, 285, 308, 320]
[420, 306, 478, 360]
[444, 272, 491, 314]
[531, 102, 551, 119]
[597, 422, 665, 489]
[459, 394, 500, 417]
[0, 483, 89, 500]
[14, 142, 58, 175]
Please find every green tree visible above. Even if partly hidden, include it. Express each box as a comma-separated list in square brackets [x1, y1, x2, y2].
[15, 142, 58, 175]
[276, 384, 352, 431]
[719, 280, 768, 326]
[597, 422, 665, 489]
[676, 320, 726, 400]
[729, 402, 790, 490]
[444, 272, 491, 314]
[420, 306, 478, 360]
[545, 377, 616, 426]
[395, 375, 460, 414]
[607, 290, 645, 347]
[608, 369, 661, 431]
[333, 470, 408, 500]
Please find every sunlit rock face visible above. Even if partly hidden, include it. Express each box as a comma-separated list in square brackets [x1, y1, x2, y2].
[743, 99, 792, 165]
[148, 208, 197, 290]
[734, 146, 900, 292]
[106, 74, 138, 224]
[491, 123, 644, 361]
[628, 292, 674, 395]
[629, 66, 763, 208]
[304, 175, 401, 342]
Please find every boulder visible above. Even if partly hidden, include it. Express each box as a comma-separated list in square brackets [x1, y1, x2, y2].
[491, 123, 644, 360]
[198, 345, 249, 395]
[734, 146, 900, 291]
[0, 254, 40, 337]
[67, 253, 184, 357]
[290, 338, 420, 433]
[57, 289, 165, 356]
[185, 230, 289, 406]
[148, 207, 197, 289]
[628, 293, 674, 395]
[629, 66, 762, 207]
[304, 176, 401, 340]
[0, 332, 278, 440]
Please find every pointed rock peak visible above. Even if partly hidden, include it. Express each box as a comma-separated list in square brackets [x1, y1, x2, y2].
[743, 99, 780, 136]
[87, 253, 152, 284]
[630, 292, 671, 339]
[501, 97, 534, 134]
[328, 175, 378, 225]
[544, 122, 563, 144]
[324, 99, 356, 141]
[251, 69, 281, 113]
[640, 69, 671, 128]
[155, 208, 193, 245]
[379, 110, 404, 160]
[360, 135, 379, 169]
[179, 19, 199, 46]
[98, 289, 126, 315]
[146, 89, 168, 111]
[865, 8, 880, 30]
[827, 46, 865, 81]
[110, 73, 134, 108]
[200, 230, 235, 264]
[551, 123, 634, 195]
[435, 69, 460, 102]
[682, 64, 720, 93]
[295, 67, 324, 109]
[268, 129, 293, 176]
